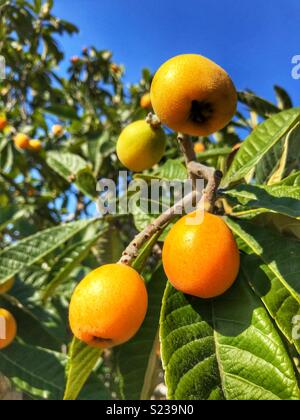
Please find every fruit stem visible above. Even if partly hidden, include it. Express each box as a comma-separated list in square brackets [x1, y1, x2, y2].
[119, 189, 202, 266]
[145, 113, 161, 129]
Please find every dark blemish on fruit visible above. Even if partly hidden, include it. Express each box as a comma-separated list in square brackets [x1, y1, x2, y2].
[92, 336, 113, 344]
[190, 100, 214, 124]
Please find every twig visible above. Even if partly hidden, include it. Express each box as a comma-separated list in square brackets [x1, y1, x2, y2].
[177, 133, 197, 187]
[119, 189, 201, 266]
[188, 161, 223, 212]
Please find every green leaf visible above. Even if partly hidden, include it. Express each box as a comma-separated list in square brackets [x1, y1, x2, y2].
[43, 105, 79, 120]
[241, 254, 300, 353]
[0, 294, 64, 351]
[225, 184, 300, 218]
[226, 217, 300, 303]
[46, 151, 89, 178]
[63, 337, 103, 401]
[42, 238, 100, 302]
[0, 205, 28, 231]
[274, 86, 293, 110]
[254, 213, 300, 240]
[0, 219, 94, 286]
[222, 108, 300, 186]
[196, 147, 232, 159]
[132, 232, 161, 274]
[256, 122, 300, 185]
[154, 159, 188, 181]
[160, 275, 300, 400]
[118, 265, 167, 400]
[0, 341, 66, 400]
[277, 171, 300, 186]
[93, 226, 124, 265]
[46, 151, 97, 198]
[76, 168, 98, 199]
[238, 91, 280, 118]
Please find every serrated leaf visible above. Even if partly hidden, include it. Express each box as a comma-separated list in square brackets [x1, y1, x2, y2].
[222, 108, 300, 186]
[46, 151, 88, 177]
[225, 184, 300, 218]
[117, 265, 166, 400]
[226, 217, 300, 303]
[160, 276, 300, 400]
[241, 254, 300, 353]
[64, 337, 103, 401]
[0, 219, 94, 286]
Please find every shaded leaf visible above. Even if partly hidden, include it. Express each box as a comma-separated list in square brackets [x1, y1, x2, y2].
[118, 265, 166, 400]
[241, 254, 300, 353]
[0, 219, 94, 286]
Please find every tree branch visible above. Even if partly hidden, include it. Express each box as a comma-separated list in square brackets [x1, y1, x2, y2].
[177, 133, 197, 186]
[188, 161, 223, 212]
[119, 189, 202, 266]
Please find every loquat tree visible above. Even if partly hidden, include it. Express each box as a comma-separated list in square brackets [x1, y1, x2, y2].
[0, 0, 299, 401]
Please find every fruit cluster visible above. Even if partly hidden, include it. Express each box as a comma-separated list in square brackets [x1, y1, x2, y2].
[0, 124, 65, 350]
[69, 54, 240, 350]
[0, 120, 65, 153]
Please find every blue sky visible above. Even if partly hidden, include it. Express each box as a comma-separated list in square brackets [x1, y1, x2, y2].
[53, 0, 300, 105]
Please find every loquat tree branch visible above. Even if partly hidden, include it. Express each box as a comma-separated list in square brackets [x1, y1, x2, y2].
[188, 161, 223, 212]
[119, 189, 202, 266]
[177, 133, 197, 186]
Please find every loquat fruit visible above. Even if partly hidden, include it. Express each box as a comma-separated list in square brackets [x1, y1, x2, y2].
[0, 116, 8, 131]
[0, 309, 17, 350]
[69, 264, 148, 349]
[13, 133, 30, 150]
[52, 125, 64, 137]
[117, 120, 166, 172]
[28, 139, 42, 152]
[111, 63, 121, 74]
[150, 54, 237, 136]
[140, 93, 152, 110]
[70, 56, 80, 65]
[162, 211, 240, 298]
[194, 142, 205, 154]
